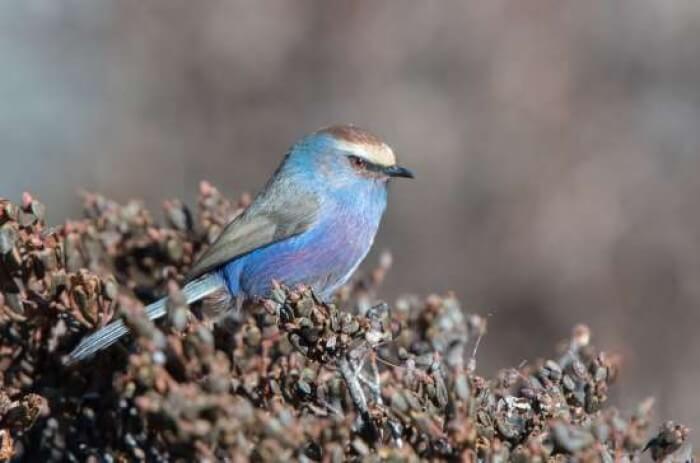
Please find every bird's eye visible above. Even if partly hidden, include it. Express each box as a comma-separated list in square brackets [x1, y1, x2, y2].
[348, 155, 367, 170]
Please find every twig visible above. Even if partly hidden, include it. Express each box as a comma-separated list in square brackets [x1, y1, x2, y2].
[338, 354, 379, 443]
[338, 355, 369, 415]
[467, 325, 484, 375]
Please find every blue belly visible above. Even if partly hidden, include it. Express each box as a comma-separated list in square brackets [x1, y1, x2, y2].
[219, 214, 379, 300]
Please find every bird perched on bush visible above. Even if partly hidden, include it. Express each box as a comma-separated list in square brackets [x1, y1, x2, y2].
[67, 125, 413, 363]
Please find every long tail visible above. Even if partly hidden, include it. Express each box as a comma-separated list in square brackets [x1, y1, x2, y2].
[65, 273, 226, 365]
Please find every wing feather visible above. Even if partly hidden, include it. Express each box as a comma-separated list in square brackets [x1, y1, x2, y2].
[186, 177, 320, 280]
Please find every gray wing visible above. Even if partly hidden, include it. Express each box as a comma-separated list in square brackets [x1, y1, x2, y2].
[186, 179, 320, 280]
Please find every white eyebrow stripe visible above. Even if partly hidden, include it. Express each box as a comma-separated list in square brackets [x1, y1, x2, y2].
[335, 141, 396, 167]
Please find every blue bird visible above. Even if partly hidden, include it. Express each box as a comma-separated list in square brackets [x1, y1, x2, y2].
[67, 125, 413, 363]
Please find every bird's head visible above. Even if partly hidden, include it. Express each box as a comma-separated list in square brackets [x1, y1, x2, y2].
[286, 125, 414, 192]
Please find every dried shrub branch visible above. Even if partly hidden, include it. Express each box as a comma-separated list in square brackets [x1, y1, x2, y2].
[0, 186, 693, 461]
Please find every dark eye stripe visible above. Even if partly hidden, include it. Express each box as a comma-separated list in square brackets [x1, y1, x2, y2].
[347, 155, 385, 173]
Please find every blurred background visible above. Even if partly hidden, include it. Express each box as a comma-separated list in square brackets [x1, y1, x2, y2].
[2, 0, 700, 435]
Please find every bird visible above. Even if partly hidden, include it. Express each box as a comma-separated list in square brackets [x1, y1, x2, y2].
[66, 125, 413, 364]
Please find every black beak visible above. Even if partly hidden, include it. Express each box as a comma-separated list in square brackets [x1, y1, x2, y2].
[383, 165, 415, 179]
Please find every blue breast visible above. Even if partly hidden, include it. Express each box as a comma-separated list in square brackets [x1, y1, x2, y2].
[220, 186, 387, 300]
